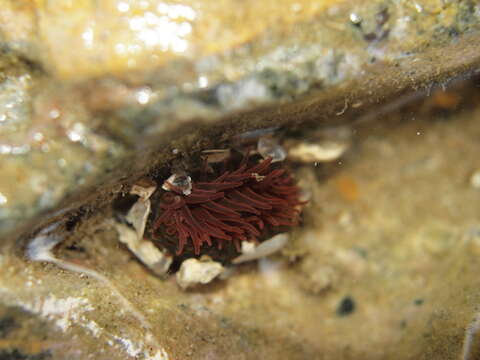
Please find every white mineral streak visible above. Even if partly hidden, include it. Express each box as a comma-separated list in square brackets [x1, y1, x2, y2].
[26, 221, 63, 261]
[26, 214, 155, 332]
[232, 233, 289, 264]
[14, 294, 169, 360]
[462, 311, 480, 360]
[22, 295, 94, 332]
[176, 258, 224, 289]
[27, 225, 153, 331]
[113, 335, 169, 360]
[25, 191, 170, 359]
[119, 182, 172, 276]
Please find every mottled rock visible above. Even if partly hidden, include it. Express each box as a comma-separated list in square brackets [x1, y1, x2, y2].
[0, 0, 479, 240]
[1, 1, 480, 358]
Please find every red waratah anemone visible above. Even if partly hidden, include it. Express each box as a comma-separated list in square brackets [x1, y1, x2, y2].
[151, 156, 303, 257]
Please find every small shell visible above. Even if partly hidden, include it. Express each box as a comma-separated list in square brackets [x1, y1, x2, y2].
[125, 196, 151, 239]
[287, 126, 352, 163]
[176, 258, 224, 289]
[130, 180, 156, 200]
[288, 141, 348, 163]
[116, 222, 172, 276]
[119, 181, 172, 276]
[126, 180, 156, 238]
[232, 233, 289, 264]
[257, 137, 287, 163]
[162, 174, 192, 195]
[201, 149, 231, 163]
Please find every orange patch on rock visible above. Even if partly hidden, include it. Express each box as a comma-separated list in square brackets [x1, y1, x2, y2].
[335, 175, 359, 202]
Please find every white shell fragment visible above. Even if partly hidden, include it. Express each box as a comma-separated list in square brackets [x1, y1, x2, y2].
[232, 233, 289, 264]
[127, 180, 156, 238]
[162, 173, 192, 195]
[130, 183, 156, 200]
[257, 136, 287, 163]
[176, 258, 224, 290]
[201, 149, 231, 163]
[116, 223, 172, 276]
[118, 181, 172, 276]
[470, 170, 480, 189]
[288, 126, 352, 163]
[288, 141, 348, 163]
[125, 192, 154, 239]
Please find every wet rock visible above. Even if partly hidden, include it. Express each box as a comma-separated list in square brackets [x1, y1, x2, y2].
[0, 1, 480, 358]
[0, 0, 479, 241]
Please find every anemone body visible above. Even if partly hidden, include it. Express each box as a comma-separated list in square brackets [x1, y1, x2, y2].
[152, 157, 302, 256]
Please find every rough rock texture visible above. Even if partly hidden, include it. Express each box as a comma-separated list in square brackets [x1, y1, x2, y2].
[1, 81, 480, 359]
[1, 0, 480, 358]
[1, 0, 480, 240]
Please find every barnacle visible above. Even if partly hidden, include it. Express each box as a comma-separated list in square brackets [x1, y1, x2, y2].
[150, 155, 304, 259]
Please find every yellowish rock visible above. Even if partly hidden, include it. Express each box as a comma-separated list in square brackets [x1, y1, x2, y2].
[0, 0, 338, 80]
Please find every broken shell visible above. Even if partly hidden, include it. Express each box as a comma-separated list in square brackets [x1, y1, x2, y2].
[257, 136, 287, 163]
[162, 173, 192, 195]
[201, 149, 231, 163]
[176, 258, 224, 289]
[288, 141, 348, 163]
[130, 181, 156, 200]
[118, 182, 173, 276]
[116, 222, 172, 276]
[232, 233, 289, 264]
[125, 196, 151, 239]
[126, 181, 156, 239]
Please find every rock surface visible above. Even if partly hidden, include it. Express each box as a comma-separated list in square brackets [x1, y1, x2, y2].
[1, 0, 480, 239]
[1, 81, 480, 358]
[1, 0, 480, 358]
